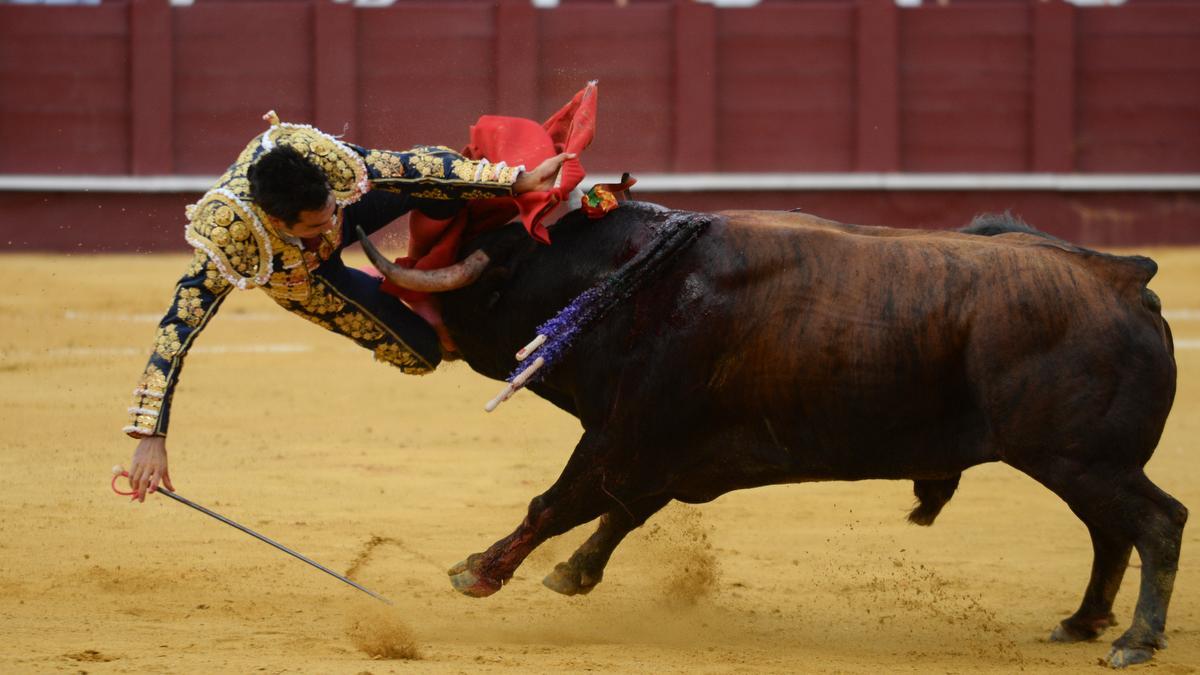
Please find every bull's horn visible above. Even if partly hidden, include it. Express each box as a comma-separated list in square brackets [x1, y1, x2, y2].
[356, 226, 490, 292]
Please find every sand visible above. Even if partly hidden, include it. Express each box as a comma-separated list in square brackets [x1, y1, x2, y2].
[1, 248, 1199, 673]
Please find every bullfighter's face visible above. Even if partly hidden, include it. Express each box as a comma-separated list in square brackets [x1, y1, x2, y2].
[271, 193, 340, 239]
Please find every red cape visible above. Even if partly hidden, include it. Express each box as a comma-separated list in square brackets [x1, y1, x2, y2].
[381, 83, 598, 333]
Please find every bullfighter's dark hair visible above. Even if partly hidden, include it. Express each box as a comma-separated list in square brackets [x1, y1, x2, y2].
[248, 145, 331, 225]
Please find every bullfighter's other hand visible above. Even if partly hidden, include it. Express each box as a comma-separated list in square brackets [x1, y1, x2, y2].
[129, 435, 174, 503]
[512, 152, 577, 195]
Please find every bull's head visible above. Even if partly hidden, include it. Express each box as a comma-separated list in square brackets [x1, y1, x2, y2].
[356, 226, 489, 292]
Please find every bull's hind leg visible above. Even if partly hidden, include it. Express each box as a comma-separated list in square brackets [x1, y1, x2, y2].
[1105, 474, 1187, 668]
[1019, 461, 1186, 667]
[543, 495, 671, 596]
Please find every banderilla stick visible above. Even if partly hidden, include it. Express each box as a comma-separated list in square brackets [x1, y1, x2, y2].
[111, 466, 393, 605]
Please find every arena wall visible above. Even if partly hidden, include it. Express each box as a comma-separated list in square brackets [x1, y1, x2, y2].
[1, 0, 1198, 248]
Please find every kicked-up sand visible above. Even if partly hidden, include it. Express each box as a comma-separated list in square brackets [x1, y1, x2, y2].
[1, 247, 1199, 673]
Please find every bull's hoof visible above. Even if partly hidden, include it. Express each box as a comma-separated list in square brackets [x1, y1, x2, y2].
[449, 567, 502, 597]
[1050, 614, 1117, 643]
[542, 562, 600, 596]
[1106, 646, 1155, 669]
[446, 556, 502, 597]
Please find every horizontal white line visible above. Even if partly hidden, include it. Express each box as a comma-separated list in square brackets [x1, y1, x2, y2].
[1163, 309, 1200, 321]
[2, 173, 1199, 193]
[64, 310, 281, 323]
[1177, 339, 1200, 350]
[0, 343, 313, 361]
[596, 173, 1200, 192]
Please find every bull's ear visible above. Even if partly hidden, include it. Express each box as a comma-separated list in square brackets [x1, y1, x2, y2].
[480, 266, 514, 310]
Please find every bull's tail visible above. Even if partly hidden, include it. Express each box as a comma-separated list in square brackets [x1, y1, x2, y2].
[908, 475, 961, 526]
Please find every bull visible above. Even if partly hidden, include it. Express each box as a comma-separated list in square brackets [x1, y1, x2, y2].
[360, 203, 1184, 668]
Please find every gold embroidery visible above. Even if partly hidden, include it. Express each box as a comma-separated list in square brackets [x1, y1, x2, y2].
[299, 313, 335, 331]
[129, 362, 169, 431]
[186, 192, 270, 288]
[497, 165, 521, 184]
[365, 149, 406, 176]
[299, 284, 345, 314]
[214, 205, 234, 226]
[407, 149, 445, 178]
[154, 325, 183, 360]
[186, 250, 207, 276]
[450, 158, 477, 182]
[175, 287, 205, 327]
[458, 188, 502, 201]
[374, 342, 430, 373]
[203, 269, 229, 293]
[410, 188, 451, 200]
[334, 311, 386, 341]
[141, 364, 167, 393]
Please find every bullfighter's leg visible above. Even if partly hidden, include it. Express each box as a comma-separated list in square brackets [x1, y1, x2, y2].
[542, 495, 672, 596]
[1019, 461, 1186, 667]
[447, 432, 632, 598]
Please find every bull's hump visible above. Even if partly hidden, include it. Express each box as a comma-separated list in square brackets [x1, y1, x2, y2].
[718, 209, 844, 232]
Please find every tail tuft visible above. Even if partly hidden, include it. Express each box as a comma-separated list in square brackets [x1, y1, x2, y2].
[908, 475, 961, 526]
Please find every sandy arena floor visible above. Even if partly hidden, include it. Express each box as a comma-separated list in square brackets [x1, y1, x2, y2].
[1, 246, 1199, 674]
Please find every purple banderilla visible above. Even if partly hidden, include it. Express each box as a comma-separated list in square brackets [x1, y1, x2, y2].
[503, 210, 713, 391]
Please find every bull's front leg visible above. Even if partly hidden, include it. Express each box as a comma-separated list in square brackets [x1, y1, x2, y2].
[448, 432, 622, 597]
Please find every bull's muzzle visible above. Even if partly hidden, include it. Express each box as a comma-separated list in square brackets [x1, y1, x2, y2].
[356, 225, 490, 292]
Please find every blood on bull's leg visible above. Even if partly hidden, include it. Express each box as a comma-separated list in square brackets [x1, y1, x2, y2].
[448, 431, 626, 597]
[448, 493, 565, 597]
[543, 495, 672, 596]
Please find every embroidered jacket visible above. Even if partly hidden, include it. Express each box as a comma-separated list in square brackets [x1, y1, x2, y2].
[124, 116, 521, 438]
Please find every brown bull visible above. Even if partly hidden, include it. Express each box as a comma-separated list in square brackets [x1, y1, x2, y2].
[363, 205, 1184, 668]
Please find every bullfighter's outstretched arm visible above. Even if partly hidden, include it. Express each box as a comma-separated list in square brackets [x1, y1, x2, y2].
[359, 145, 522, 202]
[124, 250, 233, 439]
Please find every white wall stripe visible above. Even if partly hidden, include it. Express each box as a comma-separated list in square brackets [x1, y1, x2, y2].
[4, 172, 1200, 193]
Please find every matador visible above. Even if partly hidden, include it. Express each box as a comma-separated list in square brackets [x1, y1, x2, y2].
[123, 112, 573, 500]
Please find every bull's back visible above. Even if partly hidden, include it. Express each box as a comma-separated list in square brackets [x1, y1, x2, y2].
[647, 210, 1174, 477]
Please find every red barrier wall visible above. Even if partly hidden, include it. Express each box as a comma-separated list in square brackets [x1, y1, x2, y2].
[4, 0, 1198, 176]
[1, 0, 1198, 249]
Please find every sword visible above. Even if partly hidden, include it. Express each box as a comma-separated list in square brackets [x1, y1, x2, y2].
[111, 466, 392, 605]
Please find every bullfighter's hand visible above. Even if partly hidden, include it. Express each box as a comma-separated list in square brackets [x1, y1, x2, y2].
[129, 435, 174, 503]
[512, 152, 577, 194]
